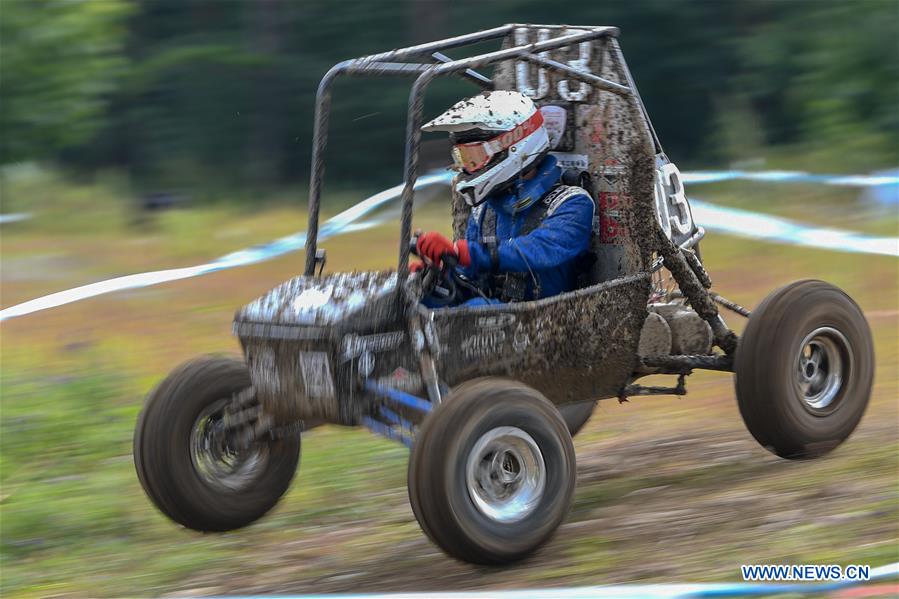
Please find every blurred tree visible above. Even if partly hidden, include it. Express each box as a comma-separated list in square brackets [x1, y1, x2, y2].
[0, 0, 132, 164]
[732, 0, 899, 167]
[1, 0, 896, 193]
[712, 93, 767, 164]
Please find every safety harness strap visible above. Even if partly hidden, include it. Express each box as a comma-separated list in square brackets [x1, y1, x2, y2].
[478, 184, 587, 302]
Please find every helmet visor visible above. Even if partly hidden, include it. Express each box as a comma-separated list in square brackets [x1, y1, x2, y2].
[450, 110, 544, 175]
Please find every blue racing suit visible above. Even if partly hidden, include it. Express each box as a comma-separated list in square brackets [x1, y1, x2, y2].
[448, 155, 594, 307]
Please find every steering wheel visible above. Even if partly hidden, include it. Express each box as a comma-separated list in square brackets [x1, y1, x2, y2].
[409, 235, 459, 306]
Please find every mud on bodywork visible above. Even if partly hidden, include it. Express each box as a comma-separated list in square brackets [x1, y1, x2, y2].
[430, 273, 651, 404]
[234, 268, 650, 427]
[234, 271, 415, 426]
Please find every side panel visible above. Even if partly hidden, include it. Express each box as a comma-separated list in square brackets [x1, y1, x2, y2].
[432, 275, 650, 404]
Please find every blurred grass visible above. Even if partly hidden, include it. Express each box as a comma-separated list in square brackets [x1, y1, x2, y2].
[0, 171, 897, 596]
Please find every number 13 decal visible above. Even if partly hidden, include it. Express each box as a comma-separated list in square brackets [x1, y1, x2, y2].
[653, 162, 694, 240]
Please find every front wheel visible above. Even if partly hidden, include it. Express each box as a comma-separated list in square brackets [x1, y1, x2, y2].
[734, 280, 874, 459]
[133, 356, 300, 531]
[408, 378, 576, 564]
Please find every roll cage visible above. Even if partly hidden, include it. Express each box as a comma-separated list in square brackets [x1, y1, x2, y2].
[302, 24, 739, 360]
[302, 25, 660, 273]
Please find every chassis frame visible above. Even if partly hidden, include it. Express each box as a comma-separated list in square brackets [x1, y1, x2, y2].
[234, 24, 745, 444]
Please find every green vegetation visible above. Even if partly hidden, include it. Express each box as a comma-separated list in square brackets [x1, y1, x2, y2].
[0, 0, 132, 165]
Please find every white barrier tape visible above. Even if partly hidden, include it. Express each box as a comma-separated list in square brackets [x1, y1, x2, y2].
[690, 199, 899, 257]
[0, 169, 892, 229]
[0, 173, 445, 321]
[221, 561, 898, 598]
[2, 170, 897, 322]
[397, 172, 898, 256]
[682, 169, 899, 188]
[0, 212, 33, 224]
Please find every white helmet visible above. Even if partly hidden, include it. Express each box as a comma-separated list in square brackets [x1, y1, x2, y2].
[422, 90, 550, 207]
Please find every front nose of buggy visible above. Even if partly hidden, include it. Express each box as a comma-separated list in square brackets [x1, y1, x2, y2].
[233, 269, 422, 429]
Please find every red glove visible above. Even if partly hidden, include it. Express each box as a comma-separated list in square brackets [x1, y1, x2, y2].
[409, 260, 425, 273]
[416, 232, 471, 267]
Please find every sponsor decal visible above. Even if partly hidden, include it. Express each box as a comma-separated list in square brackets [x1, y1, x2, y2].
[597, 164, 627, 176]
[461, 330, 506, 359]
[599, 191, 626, 243]
[550, 152, 589, 171]
[341, 331, 405, 361]
[251, 348, 280, 393]
[512, 322, 530, 352]
[540, 105, 567, 149]
[476, 314, 517, 329]
[298, 351, 335, 399]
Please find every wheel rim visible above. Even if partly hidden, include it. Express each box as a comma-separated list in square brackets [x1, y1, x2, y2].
[466, 426, 545, 523]
[796, 326, 852, 412]
[190, 397, 268, 492]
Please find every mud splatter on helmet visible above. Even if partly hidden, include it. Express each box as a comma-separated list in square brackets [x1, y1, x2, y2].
[422, 91, 550, 207]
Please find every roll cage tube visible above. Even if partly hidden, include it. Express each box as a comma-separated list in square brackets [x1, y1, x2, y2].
[302, 24, 659, 282]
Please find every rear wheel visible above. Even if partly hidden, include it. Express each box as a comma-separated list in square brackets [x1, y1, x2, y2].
[134, 356, 300, 531]
[408, 378, 576, 564]
[559, 400, 597, 436]
[734, 280, 874, 459]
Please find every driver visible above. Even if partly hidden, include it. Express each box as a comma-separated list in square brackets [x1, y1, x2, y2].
[412, 90, 594, 307]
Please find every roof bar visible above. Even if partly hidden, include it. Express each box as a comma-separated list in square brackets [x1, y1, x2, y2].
[429, 27, 618, 75]
[343, 62, 434, 76]
[431, 52, 492, 88]
[305, 25, 630, 276]
[356, 24, 515, 63]
[521, 53, 631, 97]
[509, 23, 620, 32]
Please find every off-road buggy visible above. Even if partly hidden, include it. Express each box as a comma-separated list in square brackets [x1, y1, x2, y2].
[133, 25, 875, 565]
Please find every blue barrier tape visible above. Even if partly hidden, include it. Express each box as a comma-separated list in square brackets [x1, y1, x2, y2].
[2, 169, 897, 321]
[0, 172, 446, 321]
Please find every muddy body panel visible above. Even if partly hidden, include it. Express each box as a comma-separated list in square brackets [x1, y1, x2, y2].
[234, 271, 414, 426]
[430, 274, 650, 404]
[234, 268, 651, 425]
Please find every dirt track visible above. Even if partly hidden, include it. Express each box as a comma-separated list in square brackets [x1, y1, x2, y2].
[169, 375, 898, 595]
